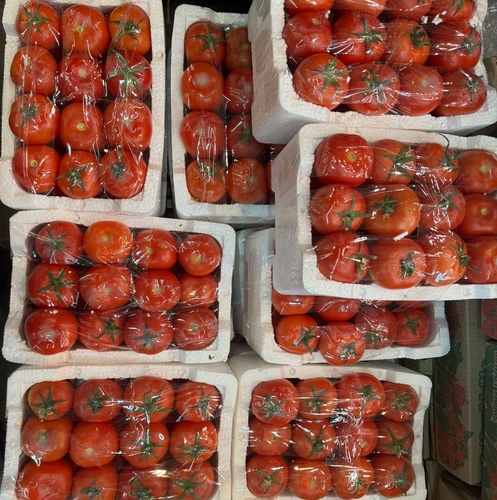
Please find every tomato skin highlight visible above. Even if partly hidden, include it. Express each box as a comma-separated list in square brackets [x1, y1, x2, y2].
[464, 236, 497, 284]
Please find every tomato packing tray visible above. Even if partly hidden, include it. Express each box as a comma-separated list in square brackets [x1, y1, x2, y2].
[247, 0, 497, 145]
[271, 122, 497, 301]
[3, 209, 235, 365]
[0, 0, 166, 216]
[228, 351, 431, 499]
[0, 362, 237, 500]
[168, 4, 276, 226]
[239, 227, 450, 365]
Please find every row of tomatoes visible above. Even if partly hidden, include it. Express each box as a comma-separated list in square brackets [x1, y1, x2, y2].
[247, 373, 420, 498]
[17, 376, 221, 499]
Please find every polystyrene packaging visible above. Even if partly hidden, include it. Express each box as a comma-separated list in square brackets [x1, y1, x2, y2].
[229, 351, 431, 499]
[1, 362, 237, 499]
[4, 210, 235, 365]
[1, 0, 166, 215]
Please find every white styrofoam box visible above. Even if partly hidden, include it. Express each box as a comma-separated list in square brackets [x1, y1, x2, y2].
[247, 0, 497, 145]
[4, 209, 235, 365]
[244, 227, 450, 365]
[1, 362, 237, 500]
[272, 123, 497, 301]
[229, 352, 432, 499]
[1, 0, 166, 216]
[168, 4, 275, 226]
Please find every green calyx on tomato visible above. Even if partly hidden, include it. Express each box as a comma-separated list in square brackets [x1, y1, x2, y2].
[390, 463, 414, 494]
[106, 50, 147, 93]
[191, 391, 217, 421]
[135, 431, 164, 462]
[19, 101, 40, 129]
[315, 57, 349, 91]
[198, 161, 224, 181]
[338, 197, 370, 231]
[36, 267, 74, 303]
[365, 330, 386, 348]
[351, 16, 386, 56]
[357, 68, 397, 106]
[191, 24, 225, 54]
[96, 315, 122, 343]
[386, 389, 416, 418]
[39, 230, 70, 256]
[349, 248, 374, 282]
[409, 25, 430, 48]
[56, 164, 92, 193]
[465, 73, 484, 100]
[370, 194, 398, 217]
[461, 26, 482, 54]
[84, 386, 111, 416]
[439, 137, 461, 172]
[454, 241, 471, 269]
[134, 323, 162, 352]
[31, 388, 67, 419]
[134, 387, 169, 421]
[255, 467, 285, 494]
[21, 4, 51, 33]
[306, 427, 328, 458]
[178, 429, 211, 461]
[306, 388, 330, 415]
[384, 146, 416, 180]
[338, 342, 360, 361]
[381, 427, 413, 456]
[110, 17, 147, 44]
[171, 470, 208, 498]
[359, 384, 384, 411]
[260, 394, 288, 422]
[396, 310, 422, 337]
[401, 252, 420, 279]
[293, 325, 319, 353]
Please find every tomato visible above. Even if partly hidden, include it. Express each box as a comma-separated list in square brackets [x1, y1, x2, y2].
[395, 64, 445, 116]
[464, 236, 497, 284]
[226, 115, 266, 160]
[180, 111, 225, 160]
[118, 465, 168, 500]
[225, 68, 254, 114]
[370, 139, 416, 185]
[108, 4, 151, 55]
[100, 148, 148, 199]
[315, 231, 371, 283]
[181, 62, 225, 112]
[104, 98, 152, 153]
[371, 455, 415, 497]
[271, 288, 315, 315]
[284, 0, 335, 16]
[79, 264, 133, 310]
[178, 233, 222, 276]
[381, 381, 419, 422]
[227, 158, 268, 204]
[225, 26, 252, 71]
[283, 11, 333, 68]
[70, 421, 119, 468]
[313, 133, 374, 186]
[382, 19, 430, 66]
[394, 307, 430, 346]
[274, 314, 319, 355]
[384, 0, 432, 19]
[375, 419, 414, 456]
[179, 273, 218, 309]
[355, 303, 398, 349]
[169, 420, 217, 464]
[57, 151, 101, 199]
[329, 457, 375, 499]
[73, 378, 123, 422]
[427, 21, 481, 73]
[434, 69, 487, 116]
[185, 159, 227, 203]
[16, 1, 60, 50]
[414, 140, 460, 186]
[72, 464, 118, 500]
[369, 237, 426, 289]
[246, 453, 288, 497]
[337, 372, 386, 418]
[168, 461, 216, 500]
[313, 296, 361, 321]
[455, 149, 497, 195]
[318, 321, 366, 365]
[78, 309, 126, 351]
[133, 269, 181, 312]
[418, 230, 469, 286]
[120, 421, 169, 468]
[60, 5, 110, 57]
[132, 229, 178, 270]
[84, 220, 133, 264]
[184, 21, 226, 66]
[288, 457, 332, 499]
[105, 50, 152, 98]
[12, 145, 59, 194]
[124, 309, 173, 354]
[27, 380, 74, 420]
[292, 419, 336, 460]
[334, 0, 387, 15]
[21, 415, 72, 462]
[296, 377, 338, 420]
[60, 102, 105, 153]
[10, 45, 56, 96]
[335, 418, 378, 459]
[428, 0, 475, 21]
[35, 221, 84, 265]
[293, 54, 349, 110]
[175, 380, 221, 422]
[248, 416, 292, 456]
[123, 376, 175, 422]
[172, 307, 218, 350]
[16, 459, 73, 500]
[251, 379, 300, 425]
[9, 94, 59, 145]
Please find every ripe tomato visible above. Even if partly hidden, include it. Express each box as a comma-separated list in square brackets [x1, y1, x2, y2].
[414, 140, 460, 186]
[132, 229, 178, 270]
[57, 151, 101, 199]
[12, 145, 59, 194]
[464, 236, 497, 284]
[335, 418, 378, 458]
[313, 296, 361, 321]
[313, 133, 374, 186]
[375, 419, 414, 457]
[120, 421, 169, 468]
[333, 0, 387, 16]
[168, 461, 216, 499]
[185, 159, 227, 203]
[16, 1, 60, 49]
[274, 314, 319, 355]
[179, 273, 218, 308]
[288, 457, 332, 499]
[108, 4, 151, 55]
[27, 380, 74, 420]
[16, 459, 73, 500]
[118, 465, 168, 499]
[21, 415, 72, 462]
[175, 380, 221, 422]
[72, 464, 118, 500]
[169, 420, 218, 464]
[246, 453, 288, 497]
[181, 62, 225, 112]
[384, 0, 432, 19]
[355, 303, 398, 349]
[84, 220, 133, 264]
[79, 264, 133, 310]
[178, 233, 222, 276]
[225, 25, 252, 71]
[296, 377, 338, 420]
[337, 372, 386, 418]
[78, 309, 125, 351]
[428, 0, 475, 21]
[370, 139, 416, 185]
[329, 457, 375, 499]
[225, 68, 254, 114]
[9, 94, 59, 145]
[124, 309, 173, 354]
[70, 421, 119, 467]
[394, 307, 430, 346]
[382, 19, 430, 66]
[133, 269, 181, 312]
[371, 454, 415, 497]
[292, 419, 337, 460]
[35, 221, 84, 265]
[180, 111, 225, 160]
[271, 288, 315, 315]
[227, 158, 268, 204]
[381, 381, 419, 421]
[455, 149, 497, 195]
[184, 21, 226, 66]
[73, 378, 123, 422]
[226, 115, 266, 160]
[60, 102, 105, 153]
[248, 416, 292, 455]
[60, 4, 110, 57]
[293, 54, 349, 110]
[318, 321, 366, 365]
[251, 379, 300, 425]
[284, 0, 335, 16]
[25, 307, 78, 355]
[172, 307, 218, 350]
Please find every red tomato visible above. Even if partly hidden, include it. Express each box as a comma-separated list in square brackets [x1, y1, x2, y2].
[120, 421, 169, 468]
[184, 21, 226, 66]
[185, 159, 227, 203]
[428, 0, 475, 21]
[382, 19, 430, 66]
[78, 309, 125, 351]
[313, 133, 374, 186]
[288, 457, 332, 499]
[296, 377, 338, 420]
[72, 464, 118, 500]
[455, 149, 497, 195]
[172, 307, 218, 350]
[335, 418, 378, 458]
[375, 419, 414, 456]
[35, 220, 84, 265]
[372, 455, 415, 497]
[337, 372, 386, 418]
[225, 26, 252, 71]
[333, 0, 387, 16]
[60, 102, 105, 153]
[284, 0, 335, 16]
[178, 233, 222, 276]
[318, 321, 366, 365]
[329, 457, 375, 499]
[271, 287, 315, 315]
[458, 194, 497, 237]
[248, 416, 292, 456]
[16, 1, 60, 49]
[226, 115, 266, 160]
[370, 139, 416, 185]
[180, 111, 225, 160]
[133, 269, 181, 312]
[73, 378, 123, 422]
[225, 68, 254, 114]
[394, 307, 430, 346]
[181, 62, 225, 111]
[25, 307, 78, 355]
[464, 236, 497, 284]
[12, 145, 59, 194]
[384, 0, 432, 19]
[60, 5, 110, 57]
[69, 421, 119, 467]
[293, 54, 349, 110]
[124, 309, 173, 354]
[132, 229, 178, 270]
[179, 273, 218, 309]
[168, 461, 216, 499]
[312, 296, 361, 321]
[83, 220, 133, 264]
[175, 380, 221, 422]
[414, 140, 459, 186]
[381, 381, 420, 422]
[118, 465, 168, 499]
[9, 94, 59, 145]
[227, 158, 268, 204]
[27, 380, 74, 420]
[292, 419, 337, 460]
[169, 420, 218, 464]
[108, 4, 151, 55]
[274, 314, 320, 355]
[355, 303, 398, 349]
[246, 454, 288, 497]
[57, 151, 101, 199]
[251, 379, 300, 425]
